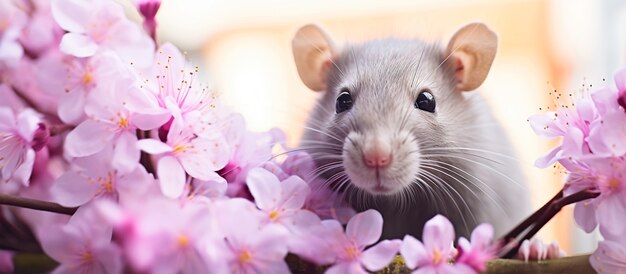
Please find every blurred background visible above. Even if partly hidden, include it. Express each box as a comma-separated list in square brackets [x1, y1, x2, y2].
[122, 0, 626, 254]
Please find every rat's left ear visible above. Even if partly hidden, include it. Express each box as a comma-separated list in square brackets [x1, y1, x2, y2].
[446, 23, 497, 92]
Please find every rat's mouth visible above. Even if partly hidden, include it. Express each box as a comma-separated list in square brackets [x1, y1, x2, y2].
[370, 184, 392, 194]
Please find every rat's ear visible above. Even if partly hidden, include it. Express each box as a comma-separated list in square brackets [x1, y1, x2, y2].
[292, 24, 338, 92]
[446, 23, 497, 92]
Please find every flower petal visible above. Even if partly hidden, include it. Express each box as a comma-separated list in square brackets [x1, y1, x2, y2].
[573, 201, 597, 233]
[279, 176, 310, 210]
[534, 145, 561, 168]
[614, 67, 626, 92]
[11, 149, 34, 186]
[58, 90, 86, 124]
[112, 132, 139, 175]
[400, 235, 426, 269]
[597, 195, 626, 239]
[470, 223, 494, 247]
[422, 215, 455, 254]
[361, 239, 401, 271]
[246, 168, 281, 211]
[346, 209, 383, 248]
[51, 0, 89, 33]
[325, 262, 365, 274]
[59, 33, 98, 58]
[157, 156, 186, 198]
[590, 240, 626, 274]
[527, 113, 563, 138]
[65, 120, 115, 157]
[137, 139, 172, 154]
[50, 170, 99, 207]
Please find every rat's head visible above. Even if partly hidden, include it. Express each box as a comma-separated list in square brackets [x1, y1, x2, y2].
[292, 23, 497, 196]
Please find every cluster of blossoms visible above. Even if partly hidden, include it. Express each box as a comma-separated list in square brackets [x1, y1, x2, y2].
[528, 68, 626, 273]
[0, 0, 498, 273]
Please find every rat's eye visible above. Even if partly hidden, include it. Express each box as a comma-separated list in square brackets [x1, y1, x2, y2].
[415, 89, 436, 113]
[336, 88, 353, 114]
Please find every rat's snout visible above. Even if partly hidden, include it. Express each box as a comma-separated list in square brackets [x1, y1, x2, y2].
[361, 138, 392, 169]
[362, 146, 392, 168]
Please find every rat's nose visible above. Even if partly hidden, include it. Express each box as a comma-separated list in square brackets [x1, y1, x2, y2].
[363, 148, 392, 168]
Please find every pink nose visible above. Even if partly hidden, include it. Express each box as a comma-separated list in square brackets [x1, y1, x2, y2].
[363, 149, 392, 168]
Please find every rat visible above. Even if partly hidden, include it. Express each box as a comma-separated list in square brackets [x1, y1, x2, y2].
[291, 23, 530, 239]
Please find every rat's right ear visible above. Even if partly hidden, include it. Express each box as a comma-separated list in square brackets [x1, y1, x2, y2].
[292, 24, 338, 92]
[446, 23, 498, 92]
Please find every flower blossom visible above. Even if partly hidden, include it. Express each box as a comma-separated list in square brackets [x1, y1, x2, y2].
[322, 210, 401, 274]
[39, 205, 122, 274]
[590, 239, 626, 274]
[138, 119, 229, 198]
[0, 1, 26, 63]
[456, 223, 496, 272]
[0, 107, 45, 186]
[401, 215, 473, 274]
[51, 146, 153, 207]
[51, 0, 153, 66]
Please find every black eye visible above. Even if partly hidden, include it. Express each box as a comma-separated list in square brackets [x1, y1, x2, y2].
[336, 88, 353, 114]
[415, 89, 436, 113]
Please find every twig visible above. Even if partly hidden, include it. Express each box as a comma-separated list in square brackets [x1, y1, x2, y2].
[137, 129, 156, 175]
[0, 194, 76, 215]
[499, 189, 599, 258]
[9, 85, 56, 117]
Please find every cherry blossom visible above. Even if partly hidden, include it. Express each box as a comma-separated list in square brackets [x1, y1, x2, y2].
[322, 210, 402, 274]
[138, 119, 229, 198]
[38, 205, 122, 274]
[0, 1, 26, 63]
[527, 96, 597, 167]
[51, 146, 153, 207]
[401, 215, 473, 274]
[456, 223, 496, 272]
[125, 43, 220, 128]
[97, 197, 219, 273]
[590, 239, 626, 274]
[0, 107, 44, 186]
[50, 0, 153, 66]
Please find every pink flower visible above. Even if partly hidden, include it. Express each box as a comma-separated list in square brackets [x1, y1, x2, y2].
[323, 210, 401, 274]
[246, 168, 312, 225]
[64, 80, 146, 174]
[134, 0, 161, 40]
[401, 215, 473, 274]
[590, 239, 626, 274]
[217, 114, 284, 197]
[51, 146, 153, 207]
[587, 67, 626, 156]
[0, 107, 43, 186]
[98, 198, 218, 273]
[456, 223, 496, 272]
[126, 43, 220, 128]
[213, 198, 290, 274]
[0, 1, 26, 63]
[18, 1, 63, 56]
[38, 205, 123, 274]
[189, 175, 228, 200]
[528, 96, 597, 168]
[37, 52, 129, 124]
[565, 158, 626, 239]
[302, 178, 355, 224]
[138, 119, 229, 198]
[50, 0, 153, 66]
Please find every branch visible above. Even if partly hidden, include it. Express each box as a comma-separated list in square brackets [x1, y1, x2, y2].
[0, 194, 76, 215]
[137, 129, 156, 175]
[9, 85, 56, 117]
[499, 189, 599, 258]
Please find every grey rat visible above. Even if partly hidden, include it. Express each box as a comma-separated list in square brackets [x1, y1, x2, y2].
[291, 23, 529, 239]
